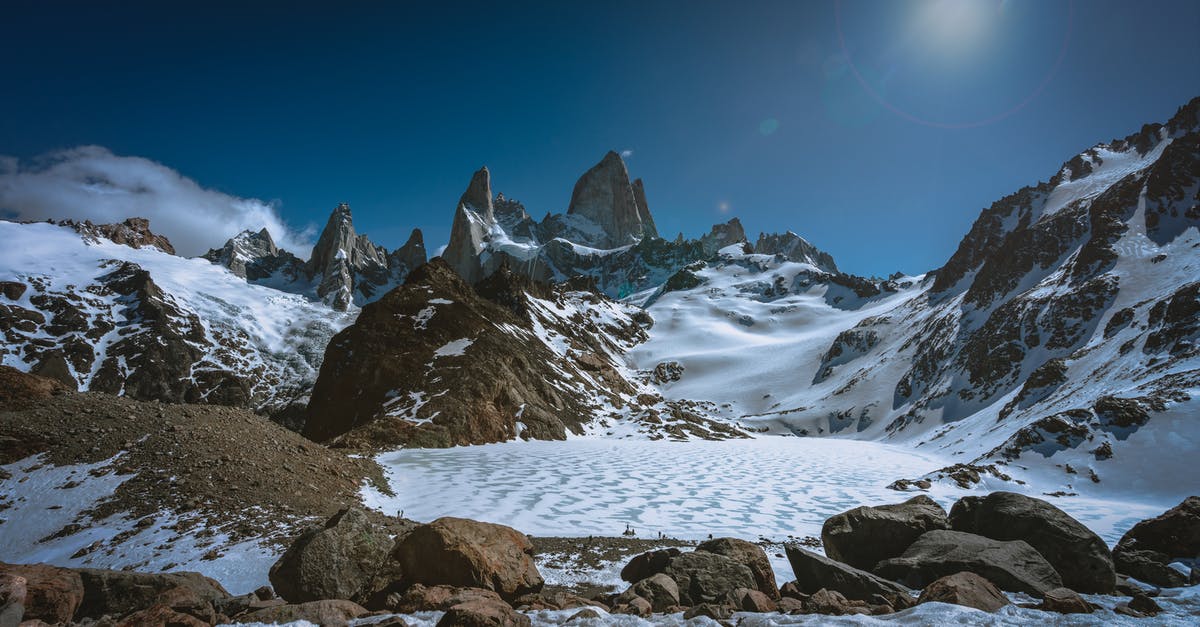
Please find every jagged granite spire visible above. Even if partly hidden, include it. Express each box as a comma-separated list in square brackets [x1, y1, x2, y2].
[756, 231, 839, 273]
[443, 167, 496, 284]
[390, 228, 427, 272]
[566, 151, 646, 248]
[631, 178, 658, 240]
[306, 203, 389, 310]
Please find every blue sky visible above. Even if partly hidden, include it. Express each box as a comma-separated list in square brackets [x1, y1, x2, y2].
[1, 0, 1197, 275]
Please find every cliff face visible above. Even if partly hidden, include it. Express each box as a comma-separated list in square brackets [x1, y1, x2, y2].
[566, 151, 648, 248]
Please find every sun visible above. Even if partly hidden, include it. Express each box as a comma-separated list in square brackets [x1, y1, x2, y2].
[912, 0, 996, 54]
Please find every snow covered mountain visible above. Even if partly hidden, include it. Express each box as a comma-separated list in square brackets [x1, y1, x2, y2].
[630, 96, 1200, 497]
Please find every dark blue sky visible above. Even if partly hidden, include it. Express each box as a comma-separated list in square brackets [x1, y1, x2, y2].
[2, 0, 1197, 275]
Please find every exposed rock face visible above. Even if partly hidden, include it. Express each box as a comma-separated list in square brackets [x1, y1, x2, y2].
[625, 574, 679, 612]
[916, 571, 1010, 612]
[783, 546, 911, 605]
[386, 584, 504, 613]
[444, 167, 497, 284]
[566, 151, 648, 248]
[239, 599, 370, 625]
[74, 568, 229, 620]
[822, 495, 949, 571]
[304, 258, 717, 448]
[660, 552, 758, 606]
[391, 517, 543, 601]
[65, 217, 176, 254]
[631, 178, 658, 239]
[948, 492, 1116, 593]
[873, 530, 1063, 597]
[1039, 587, 1095, 614]
[306, 204, 391, 310]
[0, 365, 66, 404]
[755, 231, 838, 273]
[269, 506, 395, 604]
[437, 598, 531, 627]
[700, 218, 749, 255]
[201, 227, 303, 281]
[695, 537, 779, 600]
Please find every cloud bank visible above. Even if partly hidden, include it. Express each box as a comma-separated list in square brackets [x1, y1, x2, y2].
[0, 146, 313, 258]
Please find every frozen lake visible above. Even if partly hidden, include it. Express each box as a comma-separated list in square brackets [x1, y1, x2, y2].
[362, 437, 1164, 544]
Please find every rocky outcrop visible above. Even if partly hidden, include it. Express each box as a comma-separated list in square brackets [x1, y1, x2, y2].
[1038, 587, 1095, 614]
[783, 546, 911, 605]
[65, 217, 176, 254]
[755, 231, 838, 273]
[699, 218, 749, 255]
[202, 227, 305, 281]
[874, 530, 1063, 596]
[660, 552, 758, 606]
[0, 563, 84, 624]
[391, 517, 543, 601]
[269, 506, 395, 604]
[631, 178, 658, 239]
[438, 598, 531, 627]
[239, 599, 370, 625]
[1113, 496, 1200, 587]
[304, 259, 662, 448]
[0, 365, 66, 404]
[566, 151, 647, 248]
[916, 571, 1010, 612]
[822, 495, 949, 571]
[948, 492, 1116, 593]
[444, 167, 497, 284]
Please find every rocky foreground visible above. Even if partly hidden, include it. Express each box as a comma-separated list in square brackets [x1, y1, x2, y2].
[2, 487, 1198, 625]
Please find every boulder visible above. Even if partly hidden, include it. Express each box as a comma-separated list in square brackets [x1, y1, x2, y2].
[784, 545, 911, 607]
[1038, 587, 1094, 614]
[385, 584, 503, 613]
[1113, 496, 1200, 588]
[1128, 592, 1164, 616]
[949, 492, 1115, 593]
[115, 603, 208, 627]
[0, 563, 82, 624]
[239, 599, 369, 625]
[613, 595, 652, 617]
[1113, 548, 1190, 587]
[75, 568, 229, 620]
[681, 602, 734, 620]
[619, 548, 681, 583]
[0, 573, 26, 626]
[626, 574, 679, 612]
[268, 506, 394, 603]
[696, 537, 779, 599]
[916, 572, 1010, 612]
[730, 587, 778, 612]
[661, 551, 758, 606]
[874, 530, 1063, 597]
[804, 588, 870, 615]
[822, 495, 949, 571]
[565, 608, 603, 622]
[392, 517, 542, 601]
[436, 599, 532, 627]
[510, 590, 600, 611]
[0, 366, 67, 404]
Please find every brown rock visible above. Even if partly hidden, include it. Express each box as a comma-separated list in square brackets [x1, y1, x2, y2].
[822, 495, 949, 571]
[75, 568, 229, 620]
[681, 602, 734, 620]
[1128, 592, 1163, 616]
[268, 506, 394, 604]
[614, 596, 652, 617]
[0, 367, 67, 405]
[624, 574, 678, 612]
[805, 588, 870, 615]
[0, 281, 26, 300]
[436, 599, 532, 627]
[0, 573, 26, 627]
[0, 563, 83, 624]
[696, 537, 779, 599]
[619, 548, 682, 583]
[240, 599, 369, 626]
[777, 596, 806, 613]
[916, 572, 1010, 612]
[564, 608, 602, 622]
[387, 585, 503, 613]
[392, 517, 543, 601]
[779, 580, 807, 601]
[731, 587, 777, 612]
[115, 603, 208, 627]
[1038, 587, 1093, 614]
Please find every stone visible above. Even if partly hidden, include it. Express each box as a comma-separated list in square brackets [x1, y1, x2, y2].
[1113, 548, 1190, 588]
[627, 574, 679, 612]
[696, 537, 779, 598]
[268, 506, 394, 604]
[619, 548, 681, 583]
[822, 495, 949, 571]
[436, 599, 532, 627]
[565, 608, 602, 622]
[392, 517, 542, 601]
[0, 366, 67, 404]
[1128, 592, 1163, 616]
[0, 563, 83, 624]
[730, 587, 777, 612]
[784, 545, 911, 606]
[75, 568, 229, 620]
[661, 551, 758, 606]
[385, 584, 503, 613]
[949, 491, 1116, 593]
[1038, 587, 1094, 614]
[778, 596, 806, 613]
[873, 530, 1063, 597]
[916, 572, 1010, 613]
[805, 588, 870, 615]
[239, 599, 370, 626]
[0, 573, 26, 627]
[681, 603, 734, 620]
[115, 603, 208, 627]
[614, 595, 652, 617]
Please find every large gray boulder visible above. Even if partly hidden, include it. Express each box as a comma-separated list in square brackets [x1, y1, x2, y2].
[661, 552, 758, 606]
[268, 506, 395, 604]
[874, 530, 1063, 597]
[783, 545, 912, 607]
[949, 492, 1115, 593]
[391, 517, 543, 601]
[696, 537, 779, 599]
[822, 495, 949, 571]
[1113, 496, 1200, 587]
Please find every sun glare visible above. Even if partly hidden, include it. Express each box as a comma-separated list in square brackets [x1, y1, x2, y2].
[914, 0, 995, 53]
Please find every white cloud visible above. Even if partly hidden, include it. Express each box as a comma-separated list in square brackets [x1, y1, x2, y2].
[0, 146, 314, 258]
[620, 149, 634, 158]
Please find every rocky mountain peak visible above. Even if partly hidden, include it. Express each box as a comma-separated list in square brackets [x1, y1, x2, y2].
[65, 217, 176, 255]
[700, 217, 749, 255]
[460, 166, 495, 220]
[567, 151, 648, 248]
[632, 178, 658, 239]
[305, 204, 390, 310]
[443, 167, 498, 284]
[756, 230, 839, 273]
[390, 228, 427, 272]
[201, 227, 295, 280]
